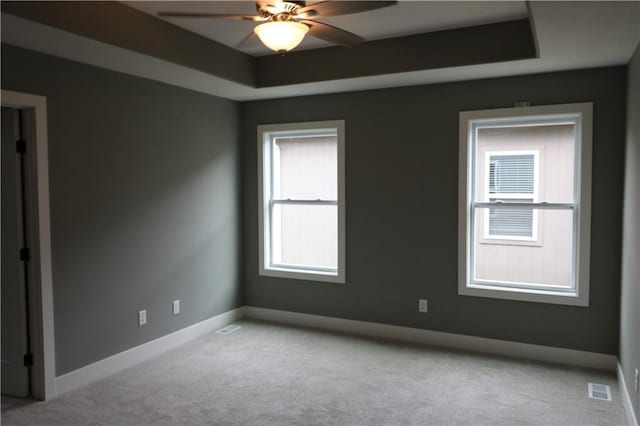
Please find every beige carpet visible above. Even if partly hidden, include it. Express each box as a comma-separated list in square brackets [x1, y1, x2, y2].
[1, 320, 627, 425]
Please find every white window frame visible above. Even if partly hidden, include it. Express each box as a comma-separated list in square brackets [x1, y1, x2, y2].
[482, 150, 540, 242]
[257, 120, 346, 284]
[458, 103, 592, 306]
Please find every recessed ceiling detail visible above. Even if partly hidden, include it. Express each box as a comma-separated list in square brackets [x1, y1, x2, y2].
[0, 1, 537, 88]
[129, 1, 530, 57]
[156, 1, 399, 53]
[255, 18, 536, 87]
[1, 1, 638, 101]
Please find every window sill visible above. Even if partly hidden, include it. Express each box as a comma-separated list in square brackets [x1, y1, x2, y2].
[479, 238, 543, 247]
[459, 282, 588, 306]
[260, 266, 345, 284]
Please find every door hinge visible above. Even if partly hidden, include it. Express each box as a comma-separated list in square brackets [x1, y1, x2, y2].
[23, 352, 34, 367]
[20, 247, 30, 262]
[16, 139, 26, 154]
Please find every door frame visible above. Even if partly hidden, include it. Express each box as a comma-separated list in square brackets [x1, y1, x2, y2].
[2, 89, 56, 400]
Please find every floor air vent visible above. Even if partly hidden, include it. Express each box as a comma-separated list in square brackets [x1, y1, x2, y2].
[588, 383, 612, 401]
[216, 324, 242, 335]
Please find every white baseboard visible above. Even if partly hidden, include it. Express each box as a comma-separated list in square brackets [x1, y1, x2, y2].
[619, 362, 640, 426]
[55, 307, 245, 396]
[54, 305, 618, 399]
[244, 306, 617, 371]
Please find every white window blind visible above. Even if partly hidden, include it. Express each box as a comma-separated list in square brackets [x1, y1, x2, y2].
[488, 199, 534, 237]
[489, 154, 535, 194]
[488, 154, 535, 237]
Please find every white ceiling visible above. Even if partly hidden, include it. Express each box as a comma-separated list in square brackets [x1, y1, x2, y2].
[125, 1, 529, 56]
[2, 1, 639, 100]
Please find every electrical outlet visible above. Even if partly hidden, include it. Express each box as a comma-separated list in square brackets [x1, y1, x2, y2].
[635, 368, 639, 393]
[138, 309, 147, 326]
[418, 299, 428, 313]
[173, 300, 180, 315]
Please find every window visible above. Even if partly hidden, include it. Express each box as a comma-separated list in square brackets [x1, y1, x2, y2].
[459, 103, 592, 306]
[485, 151, 539, 241]
[258, 120, 345, 283]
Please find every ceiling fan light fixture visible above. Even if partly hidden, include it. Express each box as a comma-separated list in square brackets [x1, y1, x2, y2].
[254, 21, 308, 53]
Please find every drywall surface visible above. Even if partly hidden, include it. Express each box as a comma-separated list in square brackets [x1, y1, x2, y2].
[241, 66, 626, 354]
[1, 2, 254, 86]
[1, 44, 242, 375]
[620, 42, 640, 420]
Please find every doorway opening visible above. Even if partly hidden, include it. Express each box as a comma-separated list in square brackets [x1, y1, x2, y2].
[2, 106, 35, 399]
[1, 90, 55, 401]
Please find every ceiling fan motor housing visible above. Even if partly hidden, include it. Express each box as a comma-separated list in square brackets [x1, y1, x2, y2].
[258, 1, 305, 19]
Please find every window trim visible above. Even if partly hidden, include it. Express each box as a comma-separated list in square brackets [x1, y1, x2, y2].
[458, 103, 592, 306]
[257, 120, 346, 284]
[482, 150, 540, 242]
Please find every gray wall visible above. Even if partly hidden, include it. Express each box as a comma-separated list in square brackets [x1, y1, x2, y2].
[1, 42, 630, 377]
[1, 44, 242, 375]
[620, 43, 640, 419]
[242, 66, 627, 354]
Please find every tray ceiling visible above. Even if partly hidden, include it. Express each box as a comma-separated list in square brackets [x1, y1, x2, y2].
[125, 1, 528, 56]
[2, 1, 638, 101]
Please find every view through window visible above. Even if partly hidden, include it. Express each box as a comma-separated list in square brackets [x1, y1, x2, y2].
[258, 121, 345, 283]
[459, 104, 592, 305]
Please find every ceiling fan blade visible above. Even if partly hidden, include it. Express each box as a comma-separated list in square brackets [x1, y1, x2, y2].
[300, 20, 364, 47]
[296, 1, 397, 19]
[157, 12, 263, 21]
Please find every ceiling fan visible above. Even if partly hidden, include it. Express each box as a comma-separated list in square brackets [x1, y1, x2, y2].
[158, 1, 398, 53]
